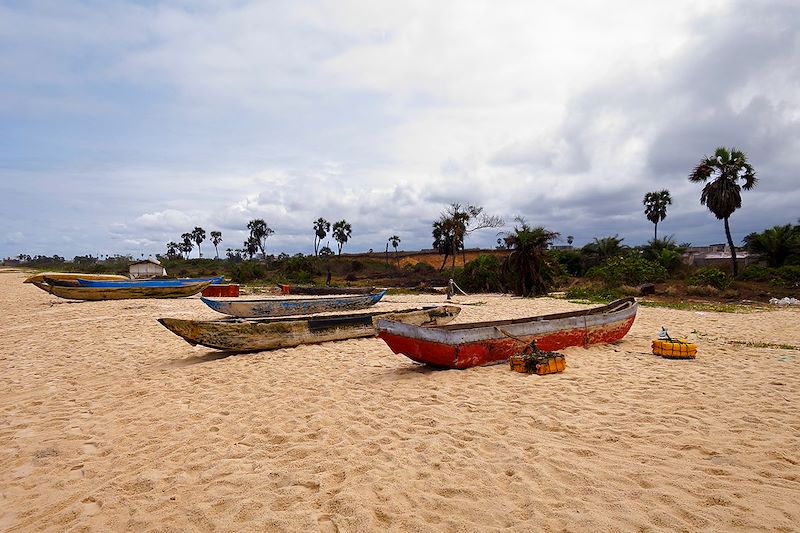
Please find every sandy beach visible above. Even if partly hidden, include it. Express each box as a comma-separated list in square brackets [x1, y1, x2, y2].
[1, 268, 798, 532]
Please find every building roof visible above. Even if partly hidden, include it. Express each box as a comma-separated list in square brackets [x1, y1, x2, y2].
[130, 257, 162, 267]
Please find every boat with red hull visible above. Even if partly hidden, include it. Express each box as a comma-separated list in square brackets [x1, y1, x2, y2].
[377, 297, 637, 369]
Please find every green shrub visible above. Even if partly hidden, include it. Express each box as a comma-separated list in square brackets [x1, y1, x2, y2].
[777, 265, 800, 282]
[229, 261, 267, 283]
[586, 254, 667, 287]
[280, 256, 317, 282]
[404, 262, 437, 274]
[455, 254, 505, 293]
[549, 250, 584, 276]
[687, 267, 732, 290]
[739, 265, 774, 282]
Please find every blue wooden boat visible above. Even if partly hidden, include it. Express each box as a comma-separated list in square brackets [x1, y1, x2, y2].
[76, 276, 223, 288]
[31, 280, 213, 300]
[201, 291, 387, 318]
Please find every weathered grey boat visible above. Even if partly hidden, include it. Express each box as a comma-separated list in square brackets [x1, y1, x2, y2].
[158, 305, 461, 352]
[200, 290, 387, 318]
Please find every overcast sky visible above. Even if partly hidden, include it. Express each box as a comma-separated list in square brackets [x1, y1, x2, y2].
[1, 0, 798, 260]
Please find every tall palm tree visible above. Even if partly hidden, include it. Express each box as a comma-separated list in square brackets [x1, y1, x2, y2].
[643, 190, 672, 240]
[210, 231, 223, 259]
[332, 220, 352, 255]
[500, 217, 559, 297]
[247, 219, 274, 259]
[689, 147, 757, 277]
[389, 235, 401, 254]
[313, 218, 330, 256]
[191, 226, 206, 258]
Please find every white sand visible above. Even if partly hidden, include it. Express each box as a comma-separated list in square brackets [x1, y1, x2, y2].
[1, 268, 798, 532]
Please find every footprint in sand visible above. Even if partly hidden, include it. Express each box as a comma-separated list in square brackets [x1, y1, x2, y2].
[82, 442, 99, 455]
[81, 496, 102, 515]
[69, 463, 85, 479]
[318, 515, 339, 533]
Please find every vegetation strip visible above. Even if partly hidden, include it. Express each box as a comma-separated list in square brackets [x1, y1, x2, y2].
[728, 340, 800, 351]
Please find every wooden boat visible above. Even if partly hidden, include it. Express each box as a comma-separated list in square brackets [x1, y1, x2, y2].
[31, 280, 212, 301]
[377, 297, 638, 369]
[76, 276, 223, 288]
[158, 305, 461, 352]
[23, 272, 128, 284]
[278, 284, 376, 295]
[201, 290, 387, 318]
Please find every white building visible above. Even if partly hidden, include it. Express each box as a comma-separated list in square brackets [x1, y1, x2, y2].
[129, 257, 167, 278]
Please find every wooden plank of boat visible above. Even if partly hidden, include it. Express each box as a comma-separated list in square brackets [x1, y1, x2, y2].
[278, 284, 377, 295]
[158, 305, 461, 352]
[31, 280, 212, 300]
[23, 272, 129, 284]
[377, 297, 638, 369]
[201, 290, 387, 318]
[76, 276, 223, 288]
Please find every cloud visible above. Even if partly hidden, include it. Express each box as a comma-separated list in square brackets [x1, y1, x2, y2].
[1, 0, 798, 258]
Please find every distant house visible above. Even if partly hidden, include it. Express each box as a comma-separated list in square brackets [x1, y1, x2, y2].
[682, 244, 761, 270]
[129, 257, 167, 278]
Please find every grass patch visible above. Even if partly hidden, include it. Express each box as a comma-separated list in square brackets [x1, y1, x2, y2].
[637, 301, 758, 313]
[728, 340, 800, 351]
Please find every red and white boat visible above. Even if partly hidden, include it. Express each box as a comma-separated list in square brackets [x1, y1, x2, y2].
[377, 297, 637, 369]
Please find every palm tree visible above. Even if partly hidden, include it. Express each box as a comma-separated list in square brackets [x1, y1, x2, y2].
[582, 235, 626, 263]
[743, 224, 800, 267]
[180, 232, 194, 259]
[210, 231, 223, 259]
[332, 220, 352, 255]
[191, 226, 206, 258]
[166, 241, 180, 259]
[389, 235, 401, 254]
[689, 147, 757, 277]
[247, 219, 274, 259]
[643, 190, 672, 240]
[313, 218, 330, 256]
[500, 217, 560, 297]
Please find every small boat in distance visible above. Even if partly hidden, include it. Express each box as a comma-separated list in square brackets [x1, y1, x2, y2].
[278, 284, 377, 295]
[377, 297, 637, 369]
[23, 272, 129, 284]
[31, 280, 213, 301]
[158, 305, 461, 352]
[76, 276, 223, 288]
[201, 291, 387, 318]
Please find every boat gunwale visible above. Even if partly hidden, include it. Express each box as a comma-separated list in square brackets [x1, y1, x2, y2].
[433, 297, 635, 331]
